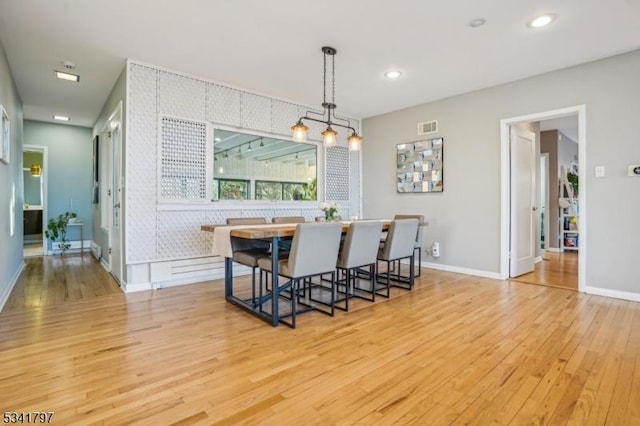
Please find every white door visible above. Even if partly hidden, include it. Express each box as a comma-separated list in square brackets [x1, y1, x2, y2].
[110, 123, 123, 284]
[510, 127, 536, 277]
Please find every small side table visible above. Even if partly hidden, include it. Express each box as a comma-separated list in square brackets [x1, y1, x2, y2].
[67, 221, 84, 253]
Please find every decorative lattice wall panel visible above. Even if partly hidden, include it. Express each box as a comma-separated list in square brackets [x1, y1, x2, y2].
[325, 146, 350, 201]
[272, 100, 301, 137]
[127, 64, 159, 262]
[350, 150, 361, 216]
[160, 117, 209, 201]
[207, 84, 241, 127]
[241, 93, 272, 132]
[159, 72, 206, 120]
[126, 60, 361, 264]
[157, 211, 210, 259]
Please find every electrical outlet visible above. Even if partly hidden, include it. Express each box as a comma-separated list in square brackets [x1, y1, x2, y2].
[629, 165, 640, 176]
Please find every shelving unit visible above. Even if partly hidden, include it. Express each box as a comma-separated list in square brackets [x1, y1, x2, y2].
[561, 212, 579, 251]
[559, 165, 579, 252]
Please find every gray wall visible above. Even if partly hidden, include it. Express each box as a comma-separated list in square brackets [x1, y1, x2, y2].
[91, 66, 127, 262]
[362, 49, 640, 295]
[23, 121, 93, 250]
[0, 38, 23, 308]
[541, 130, 560, 248]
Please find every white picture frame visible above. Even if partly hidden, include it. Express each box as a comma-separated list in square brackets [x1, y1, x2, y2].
[0, 105, 10, 164]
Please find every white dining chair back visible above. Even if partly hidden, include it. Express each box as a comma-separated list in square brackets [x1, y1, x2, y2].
[379, 219, 419, 261]
[337, 221, 383, 269]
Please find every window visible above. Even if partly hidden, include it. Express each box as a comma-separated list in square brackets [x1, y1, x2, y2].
[255, 181, 282, 200]
[213, 128, 317, 201]
[214, 179, 249, 200]
[255, 181, 309, 201]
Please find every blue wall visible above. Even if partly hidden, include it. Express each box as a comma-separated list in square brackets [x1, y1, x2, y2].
[0, 38, 24, 310]
[23, 120, 93, 249]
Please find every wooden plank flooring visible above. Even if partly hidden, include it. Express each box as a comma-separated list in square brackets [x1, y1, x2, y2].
[511, 251, 578, 291]
[0, 256, 638, 424]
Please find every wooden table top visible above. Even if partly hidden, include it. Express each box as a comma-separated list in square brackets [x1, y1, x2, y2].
[200, 220, 400, 239]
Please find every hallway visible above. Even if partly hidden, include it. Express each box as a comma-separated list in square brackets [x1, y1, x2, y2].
[3, 254, 120, 312]
[510, 251, 578, 291]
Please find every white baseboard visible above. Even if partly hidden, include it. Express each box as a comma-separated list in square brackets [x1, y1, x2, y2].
[0, 261, 25, 312]
[124, 268, 251, 293]
[535, 256, 543, 263]
[584, 286, 640, 302]
[123, 282, 152, 293]
[153, 271, 228, 289]
[546, 247, 562, 253]
[100, 258, 110, 272]
[418, 261, 502, 280]
[49, 239, 92, 255]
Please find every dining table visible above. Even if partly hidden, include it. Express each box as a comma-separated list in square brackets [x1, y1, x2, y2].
[201, 219, 426, 327]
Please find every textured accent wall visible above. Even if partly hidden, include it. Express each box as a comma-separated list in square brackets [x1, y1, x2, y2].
[126, 61, 361, 264]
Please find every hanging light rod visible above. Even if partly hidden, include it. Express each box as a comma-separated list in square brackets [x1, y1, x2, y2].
[291, 46, 363, 151]
[260, 146, 316, 162]
[214, 136, 264, 158]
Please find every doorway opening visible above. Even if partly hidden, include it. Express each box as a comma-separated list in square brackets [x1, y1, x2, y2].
[101, 102, 123, 285]
[22, 145, 48, 257]
[500, 105, 586, 292]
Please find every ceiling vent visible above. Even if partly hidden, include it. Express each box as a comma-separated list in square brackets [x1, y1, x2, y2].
[417, 120, 438, 136]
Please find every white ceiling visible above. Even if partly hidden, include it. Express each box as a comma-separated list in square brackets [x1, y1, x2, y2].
[1, 0, 639, 128]
[539, 116, 579, 142]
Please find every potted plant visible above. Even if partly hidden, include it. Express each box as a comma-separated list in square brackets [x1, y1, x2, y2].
[45, 212, 77, 255]
[292, 188, 302, 200]
[567, 172, 579, 197]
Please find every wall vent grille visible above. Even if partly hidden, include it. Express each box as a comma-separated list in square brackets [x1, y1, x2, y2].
[417, 120, 438, 135]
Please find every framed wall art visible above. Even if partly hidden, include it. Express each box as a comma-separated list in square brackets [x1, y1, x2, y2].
[397, 137, 443, 193]
[0, 105, 10, 164]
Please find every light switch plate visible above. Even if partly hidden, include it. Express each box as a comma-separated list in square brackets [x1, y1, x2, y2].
[629, 165, 640, 176]
[595, 166, 605, 178]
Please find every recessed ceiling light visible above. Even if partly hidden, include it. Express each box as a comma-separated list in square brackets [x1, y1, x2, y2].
[528, 14, 555, 28]
[384, 70, 402, 80]
[54, 70, 80, 82]
[469, 18, 486, 28]
[214, 137, 221, 142]
[53, 115, 70, 121]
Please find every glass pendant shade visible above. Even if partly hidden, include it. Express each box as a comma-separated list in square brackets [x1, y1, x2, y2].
[30, 164, 42, 177]
[322, 127, 337, 148]
[347, 133, 363, 151]
[291, 122, 309, 142]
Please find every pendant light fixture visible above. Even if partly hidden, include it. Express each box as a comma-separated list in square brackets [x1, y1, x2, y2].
[291, 46, 363, 151]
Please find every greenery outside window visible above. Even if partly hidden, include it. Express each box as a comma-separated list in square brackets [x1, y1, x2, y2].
[254, 181, 311, 201]
[214, 179, 249, 200]
[255, 181, 283, 200]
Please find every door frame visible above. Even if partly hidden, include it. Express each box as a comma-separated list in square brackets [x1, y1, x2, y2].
[500, 105, 586, 292]
[540, 152, 550, 251]
[23, 144, 48, 254]
[102, 102, 123, 284]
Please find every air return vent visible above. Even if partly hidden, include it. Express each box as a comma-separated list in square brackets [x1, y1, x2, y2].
[417, 120, 438, 135]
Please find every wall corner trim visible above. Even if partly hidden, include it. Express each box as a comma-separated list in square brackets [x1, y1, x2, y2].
[0, 261, 26, 312]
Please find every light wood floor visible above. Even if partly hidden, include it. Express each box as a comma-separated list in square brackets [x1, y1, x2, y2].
[511, 252, 578, 291]
[3, 254, 121, 311]
[23, 242, 44, 258]
[1, 257, 638, 425]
